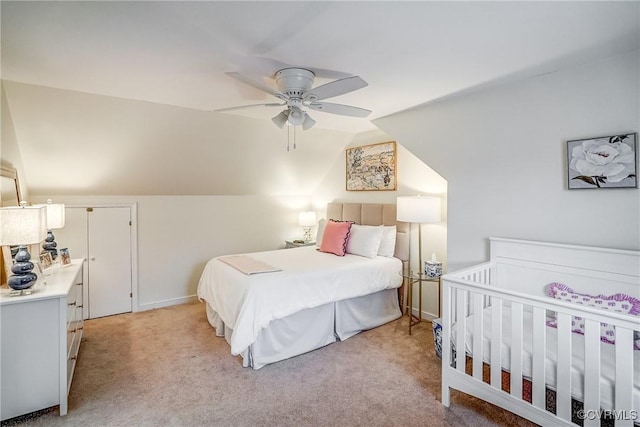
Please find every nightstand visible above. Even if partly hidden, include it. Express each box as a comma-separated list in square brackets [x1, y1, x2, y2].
[284, 240, 316, 249]
[401, 270, 442, 335]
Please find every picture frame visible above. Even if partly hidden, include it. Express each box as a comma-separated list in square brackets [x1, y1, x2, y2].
[346, 141, 397, 191]
[59, 248, 71, 266]
[567, 133, 637, 189]
[39, 252, 53, 270]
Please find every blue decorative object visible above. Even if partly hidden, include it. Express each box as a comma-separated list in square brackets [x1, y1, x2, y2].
[7, 246, 38, 290]
[42, 230, 58, 259]
[8, 272, 37, 290]
[432, 318, 443, 359]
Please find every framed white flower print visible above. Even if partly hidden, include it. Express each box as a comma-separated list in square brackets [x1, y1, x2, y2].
[567, 133, 637, 189]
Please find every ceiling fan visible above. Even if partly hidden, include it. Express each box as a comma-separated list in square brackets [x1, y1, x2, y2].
[219, 68, 371, 130]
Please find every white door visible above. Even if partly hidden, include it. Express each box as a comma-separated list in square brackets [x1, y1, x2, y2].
[87, 207, 132, 318]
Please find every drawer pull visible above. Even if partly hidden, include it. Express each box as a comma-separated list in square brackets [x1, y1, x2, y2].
[78, 305, 84, 308]
[68, 301, 76, 306]
[78, 326, 84, 331]
[69, 328, 76, 333]
[70, 356, 77, 361]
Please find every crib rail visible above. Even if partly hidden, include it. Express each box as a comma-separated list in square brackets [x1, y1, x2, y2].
[441, 269, 638, 427]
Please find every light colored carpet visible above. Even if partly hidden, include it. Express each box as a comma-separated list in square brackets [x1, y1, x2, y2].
[3, 302, 536, 427]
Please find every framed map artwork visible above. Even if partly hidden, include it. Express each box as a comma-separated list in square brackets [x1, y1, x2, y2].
[346, 141, 397, 191]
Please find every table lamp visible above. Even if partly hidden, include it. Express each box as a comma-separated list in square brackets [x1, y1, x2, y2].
[0, 203, 47, 292]
[34, 199, 65, 259]
[298, 211, 317, 242]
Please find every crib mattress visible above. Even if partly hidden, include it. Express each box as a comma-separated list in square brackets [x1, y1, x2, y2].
[454, 306, 640, 411]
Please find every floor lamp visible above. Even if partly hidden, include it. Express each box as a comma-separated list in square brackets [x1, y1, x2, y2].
[397, 196, 442, 323]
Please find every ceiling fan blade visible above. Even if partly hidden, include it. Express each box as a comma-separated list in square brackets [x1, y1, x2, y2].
[306, 76, 368, 101]
[225, 72, 286, 100]
[307, 102, 371, 118]
[215, 103, 284, 113]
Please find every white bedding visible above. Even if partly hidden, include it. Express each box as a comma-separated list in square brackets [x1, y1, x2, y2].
[197, 246, 403, 357]
[454, 306, 640, 411]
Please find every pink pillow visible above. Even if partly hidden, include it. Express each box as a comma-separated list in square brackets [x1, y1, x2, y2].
[319, 220, 353, 256]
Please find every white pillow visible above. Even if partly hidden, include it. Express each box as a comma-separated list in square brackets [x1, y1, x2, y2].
[315, 219, 327, 247]
[346, 224, 383, 258]
[377, 225, 397, 257]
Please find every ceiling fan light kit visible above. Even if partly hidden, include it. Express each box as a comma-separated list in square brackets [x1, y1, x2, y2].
[271, 110, 289, 128]
[223, 67, 372, 136]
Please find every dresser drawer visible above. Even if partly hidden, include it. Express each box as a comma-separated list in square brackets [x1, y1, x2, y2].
[65, 282, 83, 357]
[66, 325, 82, 392]
[66, 289, 77, 324]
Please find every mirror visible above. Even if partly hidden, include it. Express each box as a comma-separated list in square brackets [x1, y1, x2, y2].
[1, 165, 22, 285]
[1, 165, 21, 207]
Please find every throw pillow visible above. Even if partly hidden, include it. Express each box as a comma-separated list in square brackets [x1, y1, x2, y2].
[377, 225, 397, 257]
[319, 220, 353, 256]
[346, 224, 384, 259]
[315, 218, 327, 247]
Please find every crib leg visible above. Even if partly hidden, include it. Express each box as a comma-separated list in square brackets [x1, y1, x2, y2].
[442, 384, 451, 407]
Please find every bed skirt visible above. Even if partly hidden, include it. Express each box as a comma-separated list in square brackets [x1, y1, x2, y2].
[205, 288, 401, 369]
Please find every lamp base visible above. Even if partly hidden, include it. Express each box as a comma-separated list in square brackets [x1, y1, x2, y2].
[7, 245, 38, 291]
[42, 229, 58, 260]
[8, 272, 38, 290]
[8, 288, 38, 297]
[303, 227, 312, 243]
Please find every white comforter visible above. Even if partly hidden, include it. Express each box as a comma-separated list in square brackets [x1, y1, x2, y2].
[197, 246, 403, 356]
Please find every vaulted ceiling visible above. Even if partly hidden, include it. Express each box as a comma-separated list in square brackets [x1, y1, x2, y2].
[2, 1, 638, 196]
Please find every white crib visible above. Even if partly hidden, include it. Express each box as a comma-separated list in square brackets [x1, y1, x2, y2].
[441, 238, 640, 427]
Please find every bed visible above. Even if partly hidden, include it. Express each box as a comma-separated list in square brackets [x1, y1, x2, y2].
[441, 238, 640, 427]
[197, 203, 409, 369]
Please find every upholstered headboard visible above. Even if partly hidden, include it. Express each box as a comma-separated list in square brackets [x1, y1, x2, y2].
[326, 203, 409, 262]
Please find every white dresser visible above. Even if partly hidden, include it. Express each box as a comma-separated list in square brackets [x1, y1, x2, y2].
[0, 259, 84, 421]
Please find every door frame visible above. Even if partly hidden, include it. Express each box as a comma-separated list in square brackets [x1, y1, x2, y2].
[65, 203, 139, 314]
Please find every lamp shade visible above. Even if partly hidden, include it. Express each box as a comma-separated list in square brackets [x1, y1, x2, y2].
[272, 110, 289, 128]
[34, 200, 65, 229]
[298, 211, 317, 227]
[0, 206, 47, 246]
[287, 107, 306, 126]
[302, 114, 316, 130]
[396, 196, 441, 224]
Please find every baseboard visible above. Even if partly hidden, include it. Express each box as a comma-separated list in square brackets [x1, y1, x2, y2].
[409, 307, 438, 322]
[137, 295, 199, 311]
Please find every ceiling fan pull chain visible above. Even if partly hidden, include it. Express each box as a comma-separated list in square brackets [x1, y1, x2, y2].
[293, 126, 297, 150]
[287, 127, 290, 151]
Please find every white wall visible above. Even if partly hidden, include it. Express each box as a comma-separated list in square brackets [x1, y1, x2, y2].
[31, 194, 314, 310]
[3, 81, 352, 197]
[376, 49, 640, 270]
[313, 129, 448, 318]
[1, 83, 29, 202]
[33, 130, 448, 317]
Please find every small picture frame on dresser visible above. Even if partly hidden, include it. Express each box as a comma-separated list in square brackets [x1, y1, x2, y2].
[33, 261, 46, 283]
[39, 252, 53, 271]
[59, 248, 71, 266]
